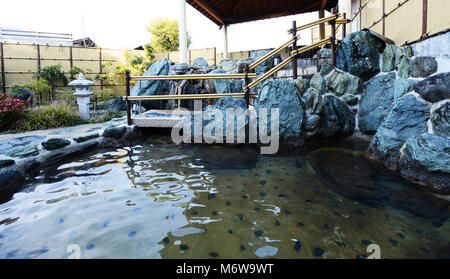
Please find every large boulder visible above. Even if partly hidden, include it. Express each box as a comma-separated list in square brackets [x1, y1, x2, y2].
[0, 168, 25, 203]
[431, 101, 450, 137]
[130, 59, 171, 109]
[358, 73, 397, 134]
[393, 78, 417, 101]
[180, 83, 209, 110]
[255, 79, 306, 140]
[170, 63, 192, 75]
[367, 94, 429, 170]
[210, 69, 244, 94]
[219, 59, 238, 72]
[302, 88, 323, 115]
[414, 72, 450, 103]
[410, 57, 438, 78]
[336, 30, 386, 80]
[317, 95, 355, 137]
[100, 96, 127, 112]
[327, 71, 349, 96]
[309, 73, 326, 94]
[400, 133, 450, 193]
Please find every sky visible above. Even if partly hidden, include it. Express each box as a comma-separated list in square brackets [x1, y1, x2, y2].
[0, 0, 323, 53]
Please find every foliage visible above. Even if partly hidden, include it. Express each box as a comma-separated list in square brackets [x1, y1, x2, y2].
[146, 18, 191, 52]
[93, 88, 114, 103]
[0, 93, 27, 131]
[87, 110, 126, 124]
[34, 64, 68, 86]
[55, 89, 76, 104]
[26, 79, 52, 104]
[69, 66, 93, 81]
[14, 104, 82, 132]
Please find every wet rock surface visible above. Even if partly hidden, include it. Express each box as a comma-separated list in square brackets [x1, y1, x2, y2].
[410, 57, 438, 78]
[41, 138, 71, 151]
[317, 95, 355, 138]
[414, 72, 450, 103]
[431, 101, 450, 137]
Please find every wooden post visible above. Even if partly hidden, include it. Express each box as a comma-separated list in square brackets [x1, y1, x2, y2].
[292, 20, 298, 79]
[244, 64, 250, 107]
[213, 47, 217, 65]
[36, 44, 41, 71]
[69, 46, 73, 79]
[125, 71, 132, 126]
[330, 8, 337, 66]
[99, 48, 103, 90]
[422, 0, 428, 36]
[382, 0, 386, 36]
[319, 9, 325, 40]
[0, 42, 5, 93]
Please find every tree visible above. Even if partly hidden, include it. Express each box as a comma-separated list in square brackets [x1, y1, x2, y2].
[146, 18, 191, 52]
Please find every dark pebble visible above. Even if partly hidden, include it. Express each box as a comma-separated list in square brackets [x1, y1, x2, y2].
[274, 186, 278, 190]
[128, 231, 136, 238]
[254, 207, 260, 211]
[192, 211, 198, 215]
[227, 185, 232, 189]
[357, 254, 367, 259]
[323, 224, 329, 230]
[285, 173, 290, 176]
[314, 247, 324, 257]
[284, 209, 290, 215]
[259, 192, 267, 197]
[275, 220, 280, 227]
[295, 160, 303, 168]
[228, 230, 233, 234]
[305, 200, 315, 203]
[240, 245, 246, 251]
[86, 244, 95, 250]
[278, 194, 288, 198]
[335, 241, 346, 247]
[226, 201, 231, 206]
[297, 222, 304, 227]
[163, 237, 170, 244]
[361, 239, 373, 246]
[266, 170, 272, 174]
[208, 193, 216, 200]
[237, 214, 244, 221]
[254, 230, 263, 238]
[396, 233, 405, 239]
[212, 211, 218, 215]
[415, 230, 422, 234]
[254, 174, 258, 176]
[209, 252, 218, 257]
[389, 238, 398, 247]
[293, 241, 302, 252]
[259, 180, 266, 185]
[242, 195, 248, 199]
[180, 244, 189, 250]
[354, 208, 364, 215]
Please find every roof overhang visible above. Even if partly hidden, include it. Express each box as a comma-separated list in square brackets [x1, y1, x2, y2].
[186, 0, 338, 26]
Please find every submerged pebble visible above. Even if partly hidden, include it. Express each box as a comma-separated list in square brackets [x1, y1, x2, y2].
[293, 241, 302, 252]
[314, 247, 325, 257]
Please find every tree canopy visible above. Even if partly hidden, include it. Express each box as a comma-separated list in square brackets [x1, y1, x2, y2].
[146, 18, 191, 52]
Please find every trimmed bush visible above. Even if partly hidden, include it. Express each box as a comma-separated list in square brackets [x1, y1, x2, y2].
[0, 94, 26, 131]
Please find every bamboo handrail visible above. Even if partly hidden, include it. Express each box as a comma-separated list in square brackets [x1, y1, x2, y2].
[292, 37, 331, 56]
[246, 56, 293, 90]
[288, 13, 341, 34]
[123, 92, 257, 101]
[130, 73, 257, 81]
[249, 37, 296, 70]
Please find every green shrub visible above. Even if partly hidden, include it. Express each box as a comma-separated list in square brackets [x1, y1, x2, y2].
[14, 104, 82, 132]
[93, 88, 114, 103]
[55, 89, 76, 104]
[34, 65, 68, 86]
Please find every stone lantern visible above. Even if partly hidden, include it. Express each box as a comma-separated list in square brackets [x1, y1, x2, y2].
[69, 73, 94, 121]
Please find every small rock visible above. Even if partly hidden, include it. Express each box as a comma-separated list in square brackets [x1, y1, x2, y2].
[41, 138, 71, 151]
[6, 144, 39, 158]
[397, 57, 411, 78]
[304, 115, 321, 132]
[410, 56, 438, 78]
[328, 71, 349, 96]
[320, 62, 334, 76]
[293, 78, 310, 94]
[0, 159, 15, 168]
[293, 241, 302, 252]
[431, 101, 450, 137]
[414, 72, 450, 103]
[73, 132, 100, 143]
[193, 57, 209, 68]
[313, 247, 324, 257]
[310, 74, 326, 94]
[342, 94, 359, 106]
[102, 126, 127, 139]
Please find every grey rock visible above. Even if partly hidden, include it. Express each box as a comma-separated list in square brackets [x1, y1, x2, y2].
[336, 30, 386, 80]
[42, 138, 71, 150]
[0, 159, 15, 168]
[410, 56, 438, 78]
[304, 115, 321, 131]
[102, 125, 127, 139]
[328, 71, 349, 96]
[219, 59, 238, 72]
[236, 58, 255, 73]
[170, 63, 192, 75]
[43, 141, 98, 167]
[302, 88, 323, 115]
[358, 73, 397, 134]
[367, 94, 429, 170]
[100, 96, 127, 112]
[193, 57, 209, 68]
[250, 49, 280, 75]
[73, 132, 100, 143]
[342, 94, 359, 106]
[130, 59, 171, 109]
[310, 73, 326, 94]
[293, 78, 309, 94]
[431, 101, 450, 137]
[0, 136, 45, 155]
[255, 79, 306, 140]
[317, 95, 355, 137]
[381, 45, 412, 72]
[400, 133, 450, 193]
[211, 69, 244, 94]
[414, 72, 450, 102]
[6, 144, 39, 158]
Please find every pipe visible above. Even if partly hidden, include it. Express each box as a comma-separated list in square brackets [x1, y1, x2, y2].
[178, 0, 188, 63]
[223, 25, 229, 59]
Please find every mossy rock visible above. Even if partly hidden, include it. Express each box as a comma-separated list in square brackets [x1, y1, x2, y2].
[42, 138, 71, 150]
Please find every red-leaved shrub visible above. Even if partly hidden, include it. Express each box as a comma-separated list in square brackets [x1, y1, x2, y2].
[0, 93, 27, 131]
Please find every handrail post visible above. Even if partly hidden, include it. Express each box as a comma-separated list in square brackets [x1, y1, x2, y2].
[342, 13, 347, 39]
[330, 8, 337, 66]
[125, 70, 132, 126]
[292, 20, 298, 79]
[244, 64, 250, 107]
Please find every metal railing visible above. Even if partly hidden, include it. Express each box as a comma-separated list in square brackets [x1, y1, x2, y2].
[122, 9, 349, 126]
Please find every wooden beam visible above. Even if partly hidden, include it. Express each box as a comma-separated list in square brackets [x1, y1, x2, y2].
[319, 9, 325, 40]
[321, 0, 328, 10]
[191, 0, 225, 25]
